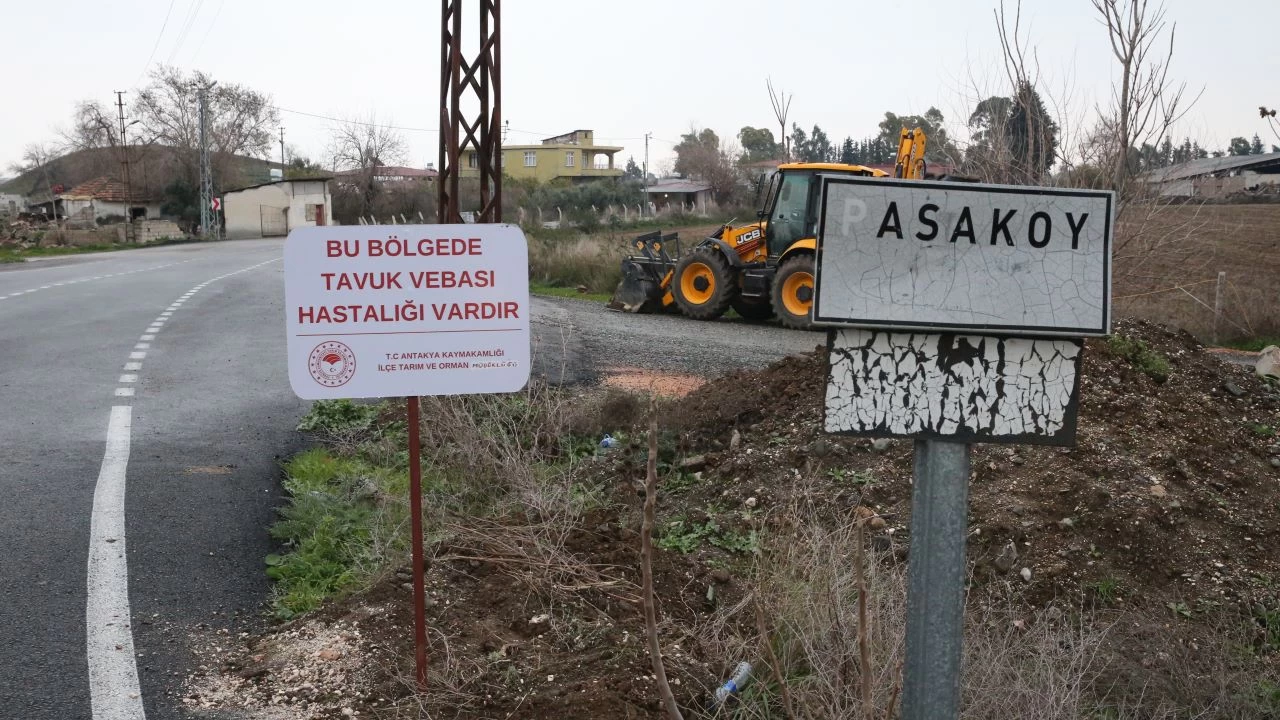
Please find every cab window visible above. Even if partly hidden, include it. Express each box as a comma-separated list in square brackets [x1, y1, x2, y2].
[767, 173, 812, 254]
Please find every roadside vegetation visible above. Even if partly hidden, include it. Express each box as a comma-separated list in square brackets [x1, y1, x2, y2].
[241, 338, 1280, 718]
[0, 235, 192, 263]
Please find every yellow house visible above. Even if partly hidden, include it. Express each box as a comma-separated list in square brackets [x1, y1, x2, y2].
[462, 129, 623, 183]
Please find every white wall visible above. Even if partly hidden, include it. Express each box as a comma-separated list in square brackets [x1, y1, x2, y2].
[61, 198, 162, 222]
[0, 193, 23, 215]
[223, 181, 333, 239]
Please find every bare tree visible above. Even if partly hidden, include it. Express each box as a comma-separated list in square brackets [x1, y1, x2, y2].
[8, 143, 62, 218]
[327, 116, 408, 218]
[767, 78, 793, 162]
[1091, 0, 1192, 193]
[59, 101, 119, 153]
[134, 66, 279, 187]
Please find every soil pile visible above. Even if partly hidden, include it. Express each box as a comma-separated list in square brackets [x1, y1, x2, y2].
[184, 319, 1280, 719]
[673, 319, 1280, 610]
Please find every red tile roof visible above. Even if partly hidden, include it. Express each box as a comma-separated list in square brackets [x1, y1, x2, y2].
[60, 176, 148, 203]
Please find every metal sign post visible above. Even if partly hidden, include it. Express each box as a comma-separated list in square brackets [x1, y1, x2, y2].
[901, 439, 969, 719]
[813, 176, 1114, 719]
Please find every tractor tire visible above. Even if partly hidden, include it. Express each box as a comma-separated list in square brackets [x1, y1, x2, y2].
[772, 253, 816, 330]
[672, 248, 737, 320]
[731, 297, 774, 322]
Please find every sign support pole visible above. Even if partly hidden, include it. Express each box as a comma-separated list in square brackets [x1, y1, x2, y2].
[407, 395, 428, 690]
[900, 438, 970, 720]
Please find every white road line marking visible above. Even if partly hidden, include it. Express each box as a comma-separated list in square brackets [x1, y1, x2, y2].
[86, 406, 146, 720]
[139, 335, 155, 341]
[119, 374, 137, 383]
[159, 312, 172, 317]
[123, 362, 141, 371]
[145, 327, 161, 334]
[40, 285, 50, 289]
[129, 351, 145, 360]
[113, 388, 134, 397]
[135, 343, 150, 350]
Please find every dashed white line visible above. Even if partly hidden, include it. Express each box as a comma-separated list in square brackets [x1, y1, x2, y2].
[86, 406, 145, 720]
[87, 255, 282, 718]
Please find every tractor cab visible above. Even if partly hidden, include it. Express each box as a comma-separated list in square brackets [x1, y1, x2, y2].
[611, 127, 927, 330]
[758, 163, 884, 258]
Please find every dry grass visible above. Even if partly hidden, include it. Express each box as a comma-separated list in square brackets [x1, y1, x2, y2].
[1115, 203, 1280, 342]
[526, 223, 727, 296]
[528, 233, 630, 295]
[693, 479, 1280, 720]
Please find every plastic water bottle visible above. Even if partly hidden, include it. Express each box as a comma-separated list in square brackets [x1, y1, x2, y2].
[712, 661, 752, 707]
[599, 434, 618, 449]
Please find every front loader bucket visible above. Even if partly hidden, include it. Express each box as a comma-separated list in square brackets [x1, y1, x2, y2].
[609, 259, 663, 312]
[607, 230, 680, 313]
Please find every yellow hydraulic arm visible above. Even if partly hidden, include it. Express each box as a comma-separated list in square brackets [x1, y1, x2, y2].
[895, 128, 928, 179]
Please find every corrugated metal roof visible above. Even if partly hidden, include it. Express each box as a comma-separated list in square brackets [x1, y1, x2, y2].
[645, 180, 712, 194]
[1145, 152, 1280, 183]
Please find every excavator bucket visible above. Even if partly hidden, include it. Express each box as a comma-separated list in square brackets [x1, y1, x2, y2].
[608, 231, 679, 313]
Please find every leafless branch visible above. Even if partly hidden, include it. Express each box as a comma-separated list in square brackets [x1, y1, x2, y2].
[642, 398, 684, 720]
[767, 78, 793, 162]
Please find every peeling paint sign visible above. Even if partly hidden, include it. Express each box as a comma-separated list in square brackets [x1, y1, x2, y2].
[813, 177, 1113, 337]
[825, 329, 1082, 444]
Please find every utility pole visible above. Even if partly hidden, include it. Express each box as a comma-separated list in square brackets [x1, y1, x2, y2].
[643, 131, 651, 218]
[279, 126, 286, 174]
[115, 91, 135, 241]
[198, 81, 219, 240]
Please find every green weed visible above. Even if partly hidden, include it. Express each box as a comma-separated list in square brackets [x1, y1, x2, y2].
[529, 282, 612, 304]
[657, 516, 759, 555]
[296, 399, 381, 437]
[1107, 334, 1171, 382]
[1087, 577, 1121, 604]
[1248, 423, 1275, 437]
[826, 467, 876, 487]
[662, 472, 701, 494]
[267, 449, 378, 618]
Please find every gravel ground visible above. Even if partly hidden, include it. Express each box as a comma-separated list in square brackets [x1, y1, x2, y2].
[529, 295, 822, 385]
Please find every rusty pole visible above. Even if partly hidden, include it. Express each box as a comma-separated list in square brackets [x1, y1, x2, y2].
[411, 0, 503, 693]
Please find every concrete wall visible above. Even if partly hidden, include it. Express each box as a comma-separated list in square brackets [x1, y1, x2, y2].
[0, 193, 23, 216]
[223, 181, 333, 239]
[61, 198, 162, 224]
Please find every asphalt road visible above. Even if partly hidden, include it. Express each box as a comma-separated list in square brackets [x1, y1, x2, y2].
[0, 239, 817, 719]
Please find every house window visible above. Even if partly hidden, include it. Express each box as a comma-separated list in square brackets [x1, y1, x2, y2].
[565, 151, 575, 168]
[468, 152, 478, 168]
[524, 151, 537, 167]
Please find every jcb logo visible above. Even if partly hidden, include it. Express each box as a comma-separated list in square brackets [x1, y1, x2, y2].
[736, 229, 762, 245]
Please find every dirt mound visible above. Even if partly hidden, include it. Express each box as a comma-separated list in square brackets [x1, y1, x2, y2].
[184, 319, 1280, 719]
[671, 319, 1280, 610]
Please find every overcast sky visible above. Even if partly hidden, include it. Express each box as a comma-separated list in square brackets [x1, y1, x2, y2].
[5, 0, 1279, 178]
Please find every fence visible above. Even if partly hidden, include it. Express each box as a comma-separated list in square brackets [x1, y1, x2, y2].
[1114, 270, 1278, 344]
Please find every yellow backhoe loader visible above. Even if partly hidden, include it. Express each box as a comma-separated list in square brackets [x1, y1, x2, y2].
[611, 128, 929, 329]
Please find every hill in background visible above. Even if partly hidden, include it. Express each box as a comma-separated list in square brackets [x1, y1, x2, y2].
[1, 146, 283, 200]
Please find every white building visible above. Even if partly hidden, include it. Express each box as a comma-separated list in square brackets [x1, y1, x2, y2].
[222, 178, 333, 239]
[0, 192, 23, 216]
[58, 177, 160, 224]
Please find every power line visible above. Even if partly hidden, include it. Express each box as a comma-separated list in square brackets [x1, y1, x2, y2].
[190, 0, 226, 63]
[270, 106, 439, 133]
[166, 0, 206, 66]
[132, 0, 179, 87]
